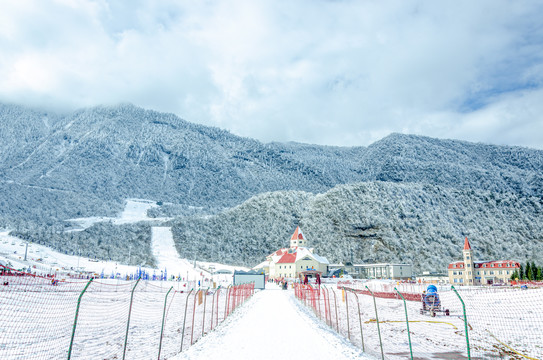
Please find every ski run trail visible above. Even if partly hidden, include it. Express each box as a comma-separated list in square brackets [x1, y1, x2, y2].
[173, 284, 374, 360]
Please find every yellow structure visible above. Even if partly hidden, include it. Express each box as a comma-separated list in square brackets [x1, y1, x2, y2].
[448, 237, 520, 285]
[265, 227, 329, 279]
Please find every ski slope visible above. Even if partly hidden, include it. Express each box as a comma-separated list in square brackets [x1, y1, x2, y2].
[172, 284, 374, 360]
[1, 197, 247, 281]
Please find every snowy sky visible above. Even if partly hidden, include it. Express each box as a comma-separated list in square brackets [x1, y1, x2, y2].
[1, 0, 543, 149]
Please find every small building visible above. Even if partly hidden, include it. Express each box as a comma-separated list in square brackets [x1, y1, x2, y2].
[265, 227, 329, 280]
[416, 271, 449, 284]
[349, 263, 412, 280]
[448, 237, 520, 285]
[233, 270, 266, 290]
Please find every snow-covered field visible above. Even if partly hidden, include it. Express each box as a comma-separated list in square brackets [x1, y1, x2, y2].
[297, 283, 543, 360]
[0, 275, 246, 359]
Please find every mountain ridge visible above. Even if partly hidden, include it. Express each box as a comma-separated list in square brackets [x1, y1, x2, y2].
[1, 102, 542, 271]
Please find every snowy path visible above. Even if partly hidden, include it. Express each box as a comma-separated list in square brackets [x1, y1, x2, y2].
[173, 285, 374, 360]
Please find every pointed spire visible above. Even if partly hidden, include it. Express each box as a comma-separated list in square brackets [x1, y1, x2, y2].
[290, 226, 305, 240]
[463, 237, 472, 251]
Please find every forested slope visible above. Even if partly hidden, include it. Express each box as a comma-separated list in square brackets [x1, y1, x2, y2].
[172, 182, 543, 272]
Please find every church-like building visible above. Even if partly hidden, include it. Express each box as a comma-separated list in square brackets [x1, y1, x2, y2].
[448, 237, 520, 285]
[262, 227, 329, 280]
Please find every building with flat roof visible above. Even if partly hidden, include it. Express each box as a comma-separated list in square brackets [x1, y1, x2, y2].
[345, 263, 413, 280]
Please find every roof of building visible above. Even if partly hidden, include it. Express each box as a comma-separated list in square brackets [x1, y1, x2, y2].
[277, 253, 297, 264]
[448, 260, 520, 269]
[463, 237, 472, 250]
[350, 263, 411, 267]
[290, 226, 305, 241]
[295, 247, 329, 264]
[252, 261, 269, 270]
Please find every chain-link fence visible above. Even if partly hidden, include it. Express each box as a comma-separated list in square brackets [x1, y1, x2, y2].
[295, 281, 543, 360]
[0, 266, 254, 359]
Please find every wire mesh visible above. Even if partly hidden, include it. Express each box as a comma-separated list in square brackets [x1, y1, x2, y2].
[295, 281, 543, 360]
[0, 266, 254, 360]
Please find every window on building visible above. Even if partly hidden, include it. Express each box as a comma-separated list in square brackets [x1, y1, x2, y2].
[477, 271, 480, 275]
[467, 264, 471, 268]
[454, 278, 458, 283]
[466, 256, 470, 260]
[460, 278, 464, 283]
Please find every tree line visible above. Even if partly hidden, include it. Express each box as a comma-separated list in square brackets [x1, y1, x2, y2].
[510, 261, 543, 281]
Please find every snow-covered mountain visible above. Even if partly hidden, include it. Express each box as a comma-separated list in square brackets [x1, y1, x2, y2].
[1, 102, 542, 271]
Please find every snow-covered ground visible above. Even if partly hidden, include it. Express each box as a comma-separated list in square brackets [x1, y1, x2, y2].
[1, 198, 247, 282]
[150, 226, 247, 283]
[66, 198, 171, 231]
[172, 283, 374, 360]
[301, 284, 543, 360]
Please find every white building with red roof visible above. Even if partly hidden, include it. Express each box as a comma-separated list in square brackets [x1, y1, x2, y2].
[264, 227, 329, 280]
[448, 237, 520, 285]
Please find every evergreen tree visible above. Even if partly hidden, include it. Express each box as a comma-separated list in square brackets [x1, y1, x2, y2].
[510, 270, 518, 281]
[519, 264, 524, 280]
[526, 262, 533, 281]
[530, 261, 537, 281]
[536, 266, 543, 281]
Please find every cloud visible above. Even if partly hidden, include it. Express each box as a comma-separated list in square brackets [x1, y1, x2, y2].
[0, 0, 542, 149]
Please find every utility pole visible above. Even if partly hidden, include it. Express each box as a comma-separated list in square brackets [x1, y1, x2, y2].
[24, 241, 29, 262]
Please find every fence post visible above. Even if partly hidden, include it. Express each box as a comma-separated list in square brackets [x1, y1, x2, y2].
[331, 287, 339, 332]
[190, 289, 200, 345]
[224, 285, 231, 320]
[122, 278, 141, 360]
[366, 286, 385, 360]
[157, 286, 173, 360]
[323, 286, 331, 327]
[352, 290, 365, 352]
[317, 286, 322, 320]
[451, 286, 471, 360]
[394, 287, 413, 360]
[215, 288, 221, 327]
[67, 278, 93, 360]
[202, 288, 209, 337]
[210, 289, 216, 331]
[180, 289, 194, 352]
[343, 287, 351, 341]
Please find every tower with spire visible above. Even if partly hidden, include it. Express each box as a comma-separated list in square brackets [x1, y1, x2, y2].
[448, 237, 520, 285]
[290, 226, 307, 248]
[463, 237, 475, 284]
